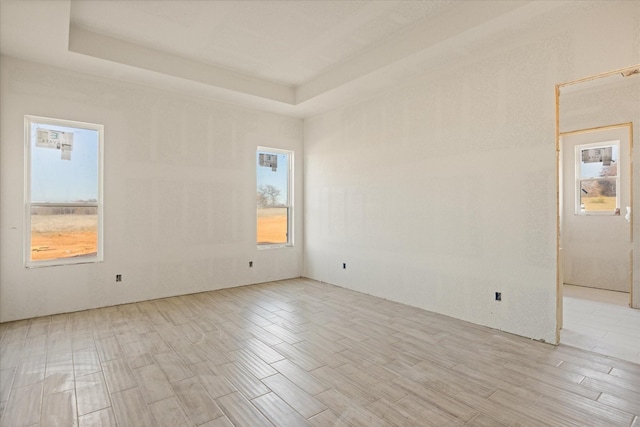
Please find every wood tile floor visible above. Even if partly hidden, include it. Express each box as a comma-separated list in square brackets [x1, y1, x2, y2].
[561, 284, 640, 364]
[1, 277, 639, 426]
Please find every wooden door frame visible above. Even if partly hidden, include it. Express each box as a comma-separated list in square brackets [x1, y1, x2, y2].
[555, 64, 639, 344]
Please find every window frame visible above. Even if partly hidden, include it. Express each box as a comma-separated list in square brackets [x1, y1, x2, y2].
[574, 140, 620, 216]
[256, 146, 293, 249]
[24, 115, 104, 268]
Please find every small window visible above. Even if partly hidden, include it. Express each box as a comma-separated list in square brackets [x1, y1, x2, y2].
[256, 147, 292, 247]
[25, 116, 103, 267]
[575, 141, 619, 214]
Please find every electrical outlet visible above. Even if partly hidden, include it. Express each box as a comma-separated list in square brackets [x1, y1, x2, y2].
[249, 261, 253, 267]
[116, 274, 122, 282]
[495, 292, 501, 301]
[343, 263, 346, 269]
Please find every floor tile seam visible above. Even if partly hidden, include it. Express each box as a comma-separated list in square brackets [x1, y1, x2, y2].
[250, 389, 319, 422]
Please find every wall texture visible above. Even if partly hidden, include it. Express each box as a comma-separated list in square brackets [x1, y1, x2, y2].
[303, 2, 640, 343]
[1, 2, 639, 342]
[0, 57, 304, 322]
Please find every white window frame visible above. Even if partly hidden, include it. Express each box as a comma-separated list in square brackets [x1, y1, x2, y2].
[24, 115, 104, 268]
[575, 140, 619, 216]
[256, 146, 293, 249]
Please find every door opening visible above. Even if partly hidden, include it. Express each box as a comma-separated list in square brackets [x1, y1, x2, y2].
[559, 124, 634, 362]
[555, 64, 639, 360]
[560, 125, 631, 293]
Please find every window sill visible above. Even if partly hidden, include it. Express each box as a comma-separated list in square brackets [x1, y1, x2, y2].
[257, 244, 293, 250]
[26, 256, 103, 268]
[575, 211, 619, 216]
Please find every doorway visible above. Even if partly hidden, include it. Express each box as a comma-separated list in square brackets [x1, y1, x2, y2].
[555, 64, 640, 359]
[558, 124, 638, 363]
[560, 124, 632, 294]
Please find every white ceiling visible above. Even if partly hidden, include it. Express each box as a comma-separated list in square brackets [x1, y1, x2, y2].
[0, 0, 568, 118]
[70, 0, 454, 86]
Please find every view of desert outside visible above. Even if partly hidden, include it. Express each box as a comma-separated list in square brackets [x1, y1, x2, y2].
[257, 207, 287, 244]
[580, 195, 617, 211]
[30, 144, 287, 259]
[31, 208, 285, 259]
[30, 211, 98, 261]
[29, 120, 101, 262]
[579, 145, 618, 213]
[257, 150, 290, 245]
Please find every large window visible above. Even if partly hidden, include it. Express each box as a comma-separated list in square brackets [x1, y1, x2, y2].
[256, 147, 292, 247]
[25, 116, 103, 267]
[575, 141, 619, 214]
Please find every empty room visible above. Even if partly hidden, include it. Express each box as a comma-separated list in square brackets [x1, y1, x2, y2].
[1, 1, 639, 426]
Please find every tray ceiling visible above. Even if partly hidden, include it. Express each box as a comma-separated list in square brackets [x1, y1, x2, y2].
[1, 0, 567, 117]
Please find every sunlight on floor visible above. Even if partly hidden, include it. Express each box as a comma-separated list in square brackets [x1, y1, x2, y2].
[561, 284, 640, 364]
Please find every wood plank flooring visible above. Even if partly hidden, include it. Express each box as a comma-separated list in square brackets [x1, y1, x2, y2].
[1, 277, 639, 426]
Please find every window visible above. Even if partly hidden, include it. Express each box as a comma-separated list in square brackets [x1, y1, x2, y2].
[575, 141, 619, 214]
[25, 116, 103, 267]
[256, 147, 292, 247]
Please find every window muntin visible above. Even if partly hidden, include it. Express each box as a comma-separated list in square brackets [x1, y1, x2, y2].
[25, 116, 103, 267]
[256, 147, 292, 247]
[576, 141, 619, 214]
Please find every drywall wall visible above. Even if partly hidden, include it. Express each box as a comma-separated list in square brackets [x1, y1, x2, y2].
[303, 1, 640, 343]
[560, 75, 640, 307]
[0, 56, 304, 322]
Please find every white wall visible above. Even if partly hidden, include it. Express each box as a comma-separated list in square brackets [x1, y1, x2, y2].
[303, 2, 640, 343]
[0, 57, 304, 322]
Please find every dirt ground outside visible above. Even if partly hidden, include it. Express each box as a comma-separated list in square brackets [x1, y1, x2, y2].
[30, 209, 288, 260]
[257, 208, 288, 244]
[581, 196, 617, 212]
[30, 214, 98, 261]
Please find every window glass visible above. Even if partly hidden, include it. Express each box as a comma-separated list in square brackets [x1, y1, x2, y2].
[26, 116, 103, 266]
[576, 143, 619, 214]
[31, 124, 99, 202]
[257, 149, 291, 246]
[30, 206, 99, 261]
